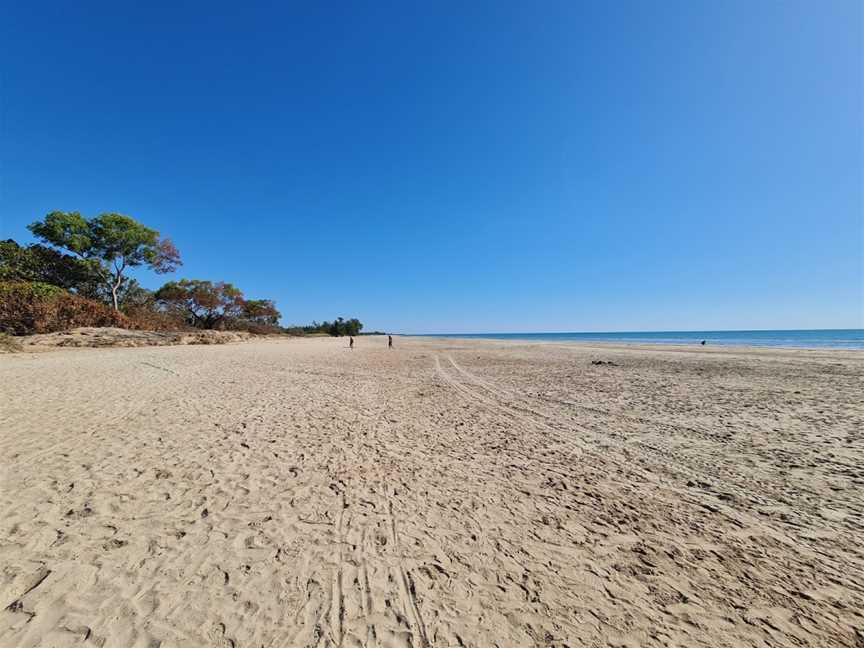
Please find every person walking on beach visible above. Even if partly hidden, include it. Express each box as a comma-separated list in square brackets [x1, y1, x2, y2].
[388, 335, 393, 349]
[349, 336, 354, 350]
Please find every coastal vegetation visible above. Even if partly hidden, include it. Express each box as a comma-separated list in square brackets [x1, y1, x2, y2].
[1, 212, 366, 338]
[286, 318, 364, 337]
[27, 211, 181, 311]
[154, 279, 281, 332]
[0, 281, 131, 335]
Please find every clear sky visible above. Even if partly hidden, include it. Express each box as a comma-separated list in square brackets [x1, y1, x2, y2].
[2, 1, 862, 333]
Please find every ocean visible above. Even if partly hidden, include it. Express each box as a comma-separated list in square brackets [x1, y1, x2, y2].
[416, 329, 864, 349]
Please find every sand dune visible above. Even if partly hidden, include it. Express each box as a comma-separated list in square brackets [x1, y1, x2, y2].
[1, 336, 862, 647]
[11, 327, 255, 350]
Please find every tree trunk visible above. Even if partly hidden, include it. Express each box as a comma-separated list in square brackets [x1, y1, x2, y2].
[110, 259, 126, 311]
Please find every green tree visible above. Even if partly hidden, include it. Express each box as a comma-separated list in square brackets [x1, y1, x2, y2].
[242, 299, 281, 326]
[329, 317, 346, 336]
[155, 279, 244, 329]
[345, 318, 363, 336]
[28, 211, 181, 310]
[0, 239, 103, 296]
[292, 317, 363, 336]
[320, 316, 363, 336]
[114, 278, 155, 309]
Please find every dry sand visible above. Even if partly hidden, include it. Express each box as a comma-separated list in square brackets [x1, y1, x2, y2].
[1, 336, 863, 647]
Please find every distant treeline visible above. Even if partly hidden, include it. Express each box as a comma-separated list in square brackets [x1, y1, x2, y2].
[283, 317, 363, 337]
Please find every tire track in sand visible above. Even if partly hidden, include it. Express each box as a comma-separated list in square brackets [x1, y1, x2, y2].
[384, 489, 428, 648]
[437, 352, 852, 566]
[330, 491, 346, 647]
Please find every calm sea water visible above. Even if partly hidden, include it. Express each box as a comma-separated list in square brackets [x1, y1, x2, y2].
[417, 329, 864, 349]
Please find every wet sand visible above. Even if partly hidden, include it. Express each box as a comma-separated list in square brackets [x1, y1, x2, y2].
[1, 336, 863, 647]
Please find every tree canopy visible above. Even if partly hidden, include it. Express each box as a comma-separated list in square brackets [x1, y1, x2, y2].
[5, 213, 289, 336]
[0, 239, 102, 296]
[241, 299, 281, 326]
[295, 317, 363, 336]
[28, 211, 181, 310]
[154, 281, 284, 331]
[155, 279, 246, 329]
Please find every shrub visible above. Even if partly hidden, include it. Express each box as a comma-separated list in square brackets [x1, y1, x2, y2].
[1, 281, 67, 300]
[0, 281, 131, 335]
[224, 320, 282, 335]
[280, 326, 307, 336]
[0, 281, 279, 337]
[0, 239, 104, 296]
[122, 304, 188, 332]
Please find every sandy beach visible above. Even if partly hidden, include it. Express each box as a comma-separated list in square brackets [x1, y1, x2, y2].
[1, 336, 862, 647]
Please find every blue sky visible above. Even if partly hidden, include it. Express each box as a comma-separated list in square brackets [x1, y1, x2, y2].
[2, 1, 862, 332]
